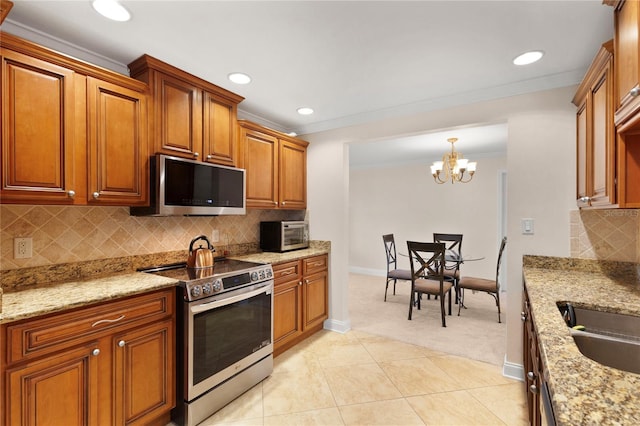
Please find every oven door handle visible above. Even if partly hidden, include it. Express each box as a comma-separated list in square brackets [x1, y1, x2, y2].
[190, 283, 272, 314]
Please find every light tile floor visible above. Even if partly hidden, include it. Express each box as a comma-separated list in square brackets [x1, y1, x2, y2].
[198, 330, 528, 425]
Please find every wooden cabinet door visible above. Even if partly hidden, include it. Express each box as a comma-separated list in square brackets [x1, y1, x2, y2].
[5, 343, 100, 426]
[87, 77, 148, 205]
[242, 128, 279, 208]
[576, 102, 589, 206]
[303, 269, 328, 330]
[614, 0, 640, 123]
[274, 278, 304, 347]
[113, 319, 174, 426]
[153, 71, 202, 159]
[0, 49, 81, 204]
[589, 64, 616, 207]
[203, 92, 237, 166]
[279, 139, 307, 209]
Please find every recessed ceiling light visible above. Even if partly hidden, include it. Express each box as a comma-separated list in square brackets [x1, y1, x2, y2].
[513, 50, 544, 66]
[92, 0, 131, 22]
[287, 132, 298, 137]
[297, 107, 314, 115]
[228, 72, 251, 85]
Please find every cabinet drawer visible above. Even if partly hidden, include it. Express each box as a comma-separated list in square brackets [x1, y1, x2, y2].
[273, 261, 301, 286]
[303, 255, 328, 275]
[6, 289, 174, 364]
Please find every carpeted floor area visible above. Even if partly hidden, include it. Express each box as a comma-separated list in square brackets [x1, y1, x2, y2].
[349, 273, 506, 366]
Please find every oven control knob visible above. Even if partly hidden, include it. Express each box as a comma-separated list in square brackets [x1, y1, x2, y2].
[202, 283, 212, 295]
[213, 279, 222, 292]
[251, 271, 259, 281]
[266, 269, 273, 278]
[190, 285, 202, 298]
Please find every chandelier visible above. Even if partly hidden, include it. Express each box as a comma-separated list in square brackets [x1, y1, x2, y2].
[430, 138, 477, 184]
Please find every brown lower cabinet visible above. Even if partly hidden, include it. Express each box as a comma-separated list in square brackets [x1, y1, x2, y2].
[273, 254, 328, 356]
[1, 289, 175, 426]
[523, 285, 555, 426]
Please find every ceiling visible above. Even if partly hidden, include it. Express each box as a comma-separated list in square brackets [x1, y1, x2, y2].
[3, 1, 613, 166]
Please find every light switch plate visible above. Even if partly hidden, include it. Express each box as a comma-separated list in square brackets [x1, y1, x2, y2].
[521, 218, 534, 235]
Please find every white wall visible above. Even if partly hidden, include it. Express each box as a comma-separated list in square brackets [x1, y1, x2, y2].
[349, 157, 506, 280]
[304, 85, 576, 377]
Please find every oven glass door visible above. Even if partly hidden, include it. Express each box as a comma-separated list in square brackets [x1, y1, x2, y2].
[188, 284, 273, 399]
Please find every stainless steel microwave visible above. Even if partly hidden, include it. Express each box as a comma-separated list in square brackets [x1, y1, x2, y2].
[130, 154, 245, 216]
[260, 221, 309, 252]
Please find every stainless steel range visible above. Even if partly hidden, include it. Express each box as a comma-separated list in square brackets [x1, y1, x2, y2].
[140, 259, 274, 426]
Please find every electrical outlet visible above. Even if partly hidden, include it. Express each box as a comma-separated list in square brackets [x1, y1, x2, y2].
[14, 237, 33, 259]
[211, 229, 220, 243]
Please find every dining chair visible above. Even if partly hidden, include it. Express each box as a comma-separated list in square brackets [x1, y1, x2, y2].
[433, 233, 463, 303]
[406, 241, 453, 327]
[382, 234, 412, 301]
[457, 236, 507, 323]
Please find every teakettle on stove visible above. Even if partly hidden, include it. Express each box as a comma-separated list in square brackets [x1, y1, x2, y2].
[186, 235, 215, 269]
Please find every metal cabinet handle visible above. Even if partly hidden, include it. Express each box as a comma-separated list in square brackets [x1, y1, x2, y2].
[631, 86, 640, 97]
[529, 384, 538, 394]
[194, 152, 199, 158]
[91, 314, 125, 327]
[118, 340, 125, 347]
[521, 311, 527, 321]
[92, 348, 100, 356]
[67, 190, 76, 198]
[206, 154, 213, 160]
[280, 270, 293, 276]
[92, 191, 100, 199]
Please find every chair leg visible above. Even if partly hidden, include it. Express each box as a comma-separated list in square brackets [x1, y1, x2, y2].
[393, 278, 397, 295]
[440, 293, 447, 327]
[384, 278, 389, 302]
[496, 291, 501, 323]
[457, 288, 464, 316]
[447, 288, 452, 315]
[408, 290, 414, 320]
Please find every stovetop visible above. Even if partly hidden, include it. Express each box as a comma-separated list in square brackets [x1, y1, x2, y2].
[139, 258, 273, 302]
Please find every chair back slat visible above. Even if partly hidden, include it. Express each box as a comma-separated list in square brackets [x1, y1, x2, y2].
[495, 236, 507, 289]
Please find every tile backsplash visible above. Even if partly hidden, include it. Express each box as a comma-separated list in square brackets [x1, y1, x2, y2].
[570, 209, 639, 263]
[1, 205, 304, 270]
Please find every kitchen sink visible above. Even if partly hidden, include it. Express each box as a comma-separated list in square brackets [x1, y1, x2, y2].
[557, 303, 640, 374]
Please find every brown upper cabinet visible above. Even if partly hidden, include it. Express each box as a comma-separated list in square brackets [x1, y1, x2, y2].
[128, 55, 244, 167]
[572, 40, 616, 208]
[610, 0, 640, 126]
[605, 0, 640, 207]
[0, 32, 148, 206]
[237, 120, 308, 209]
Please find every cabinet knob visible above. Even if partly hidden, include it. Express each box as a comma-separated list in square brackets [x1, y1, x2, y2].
[521, 312, 527, 321]
[529, 384, 538, 394]
[194, 152, 200, 158]
[67, 190, 76, 198]
[630, 86, 640, 97]
[92, 348, 100, 356]
[305, 279, 310, 284]
[206, 154, 213, 160]
[92, 192, 100, 199]
[282, 201, 286, 206]
[299, 281, 303, 286]
[527, 371, 535, 381]
[118, 340, 125, 347]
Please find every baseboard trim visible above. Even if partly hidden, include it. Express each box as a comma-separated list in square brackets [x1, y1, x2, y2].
[349, 266, 385, 276]
[324, 318, 351, 334]
[503, 356, 524, 381]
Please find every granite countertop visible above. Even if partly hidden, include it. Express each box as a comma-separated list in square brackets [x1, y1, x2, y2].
[0, 242, 330, 325]
[0, 272, 179, 324]
[523, 256, 640, 426]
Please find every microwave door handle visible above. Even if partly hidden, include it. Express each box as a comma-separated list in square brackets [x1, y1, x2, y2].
[190, 284, 272, 314]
